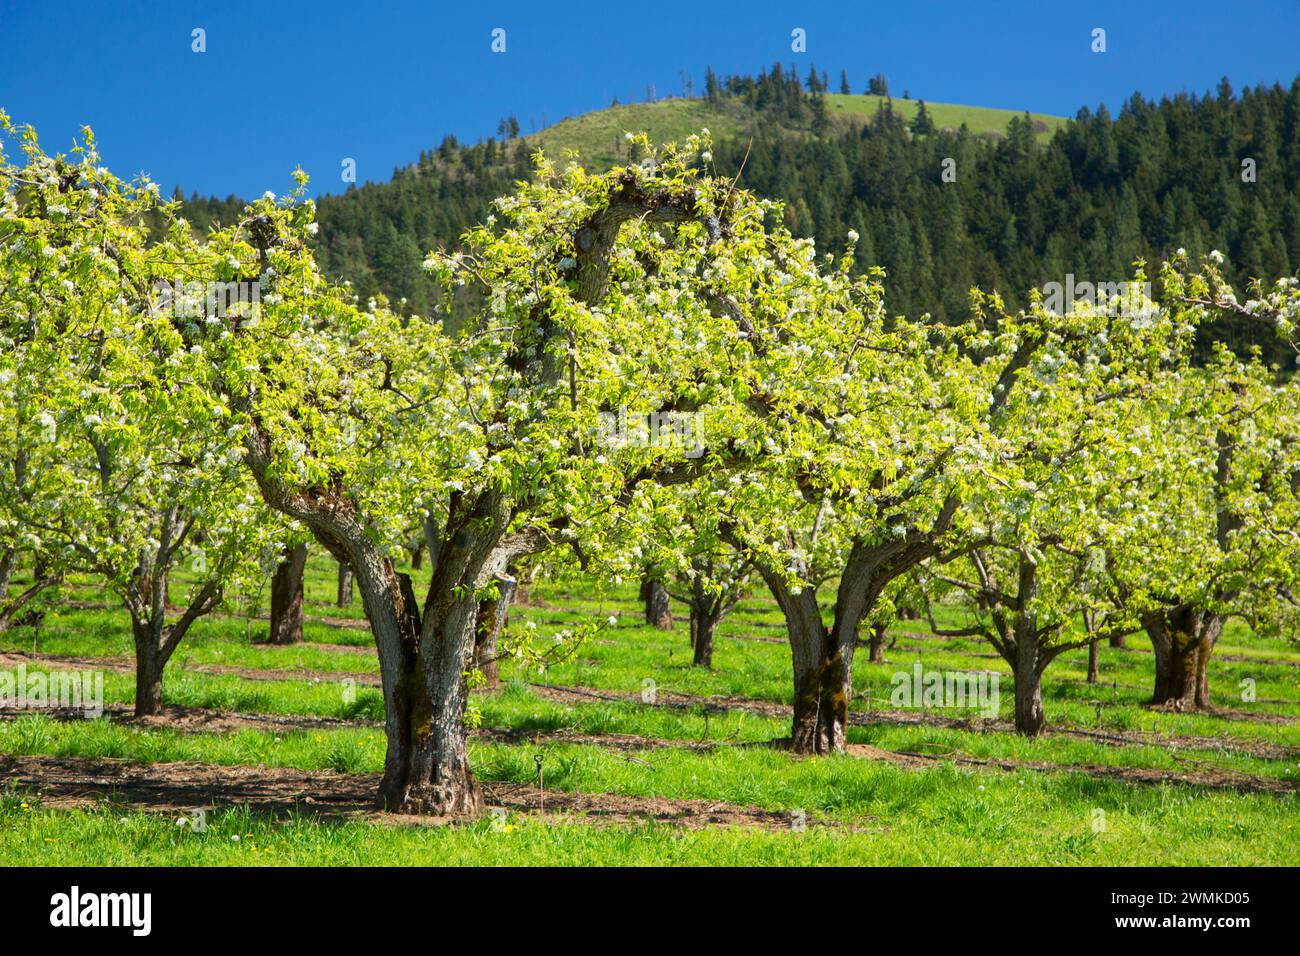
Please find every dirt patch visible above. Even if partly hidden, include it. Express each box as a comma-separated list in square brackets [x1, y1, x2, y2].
[0, 753, 836, 830]
[1054, 725, 1300, 760]
[0, 650, 135, 675]
[298, 641, 374, 654]
[528, 683, 1300, 758]
[304, 614, 371, 632]
[842, 743, 1300, 795]
[531, 682, 792, 720]
[0, 703, 372, 735]
[475, 726, 716, 753]
[0, 701, 717, 754]
[6, 649, 1297, 754]
[0, 650, 381, 688]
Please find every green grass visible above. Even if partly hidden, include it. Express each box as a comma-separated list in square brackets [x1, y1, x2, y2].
[825, 93, 1067, 141]
[530, 99, 748, 170]
[521, 93, 1068, 172]
[1, 553, 1297, 866]
[2, 770, 1293, 866]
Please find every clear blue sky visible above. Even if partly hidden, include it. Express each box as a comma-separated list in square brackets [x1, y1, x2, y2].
[1, 0, 1297, 199]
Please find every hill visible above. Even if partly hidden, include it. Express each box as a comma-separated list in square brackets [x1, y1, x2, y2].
[174, 67, 1300, 367]
[525, 92, 1064, 169]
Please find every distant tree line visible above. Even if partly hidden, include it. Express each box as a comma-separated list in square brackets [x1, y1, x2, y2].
[171, 67, 1300, 367]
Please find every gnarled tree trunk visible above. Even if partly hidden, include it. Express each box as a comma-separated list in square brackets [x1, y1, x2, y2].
[358, 556, 484, 817]
[750, 516, 954, 756]
[759, 566, 840, 754]
[1144, 606, 1223, 710]
[125, 556, 220, 718]
[267, 542, 308, 645]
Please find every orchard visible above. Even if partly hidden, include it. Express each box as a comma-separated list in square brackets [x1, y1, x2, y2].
[1, 114, 1298, 841]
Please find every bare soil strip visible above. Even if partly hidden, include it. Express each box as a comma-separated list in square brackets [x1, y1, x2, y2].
[528, 684, 1300, 758]
[842, 744, 1299, 795]
[0, 650, 381, 686]
[890, 629, 1300, 668]
[0, 753, 828, 830]
[1, 697, 1294, 797]
[4, 649, 1297, 755]
[0, 703, 715, 754]
[4, 706, 1290, 799]
[0, 704, 371, 735]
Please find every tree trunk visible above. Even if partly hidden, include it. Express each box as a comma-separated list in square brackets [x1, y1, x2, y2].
[1108, 633, 1126, 649]
[867, 623, 887, 663]
[474, 575, 516, 688]
[336, 562, 353, 607]
[641, 574, 673, 630]
[762, 552, 897, 755]
[1087, 639, 1100, 683]
[267, 542, 308, 645]
[0, 549, 15, 604]
[236, 357, 521, 819]
[348, 554, 484, 818]
[791, 651, 823, 754]
[759, 567, 842, 754]
[691, 610, 716, 667]
[132, 621, 165, 718]
[392, 594, 482, 816]
[1145, 606, 1223, 710]
[1010, 637, 1046, 736]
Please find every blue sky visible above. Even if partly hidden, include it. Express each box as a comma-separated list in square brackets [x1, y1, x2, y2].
[1, 0, 1297, 199]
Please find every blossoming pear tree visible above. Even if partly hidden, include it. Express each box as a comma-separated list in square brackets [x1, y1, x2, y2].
[649, 243, 979, 753]
[927, 277, 1192, 734]
[0, 116, 283, 714]
[708, 276, 1076, 753]
[183, 134, 902, 814]
[638, 489, 753, 668]
[1100, 258, 1300, 709]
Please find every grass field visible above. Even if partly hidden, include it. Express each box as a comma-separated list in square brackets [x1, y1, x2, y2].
[825, 93, 1067, 141]
[1, 554, 1297, 866]
[526, 92, 1067, 169]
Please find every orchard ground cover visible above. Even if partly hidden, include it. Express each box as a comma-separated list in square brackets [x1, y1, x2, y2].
[1, 553, 1296, 866]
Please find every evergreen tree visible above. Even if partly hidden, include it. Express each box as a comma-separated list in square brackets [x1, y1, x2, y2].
[174, 66, 1300, 368]
[911, 99, 936, 135]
